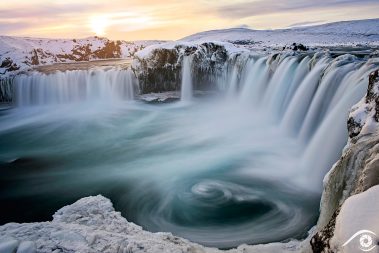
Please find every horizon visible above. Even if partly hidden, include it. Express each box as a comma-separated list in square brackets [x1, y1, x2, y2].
[1, 0, 379, 41]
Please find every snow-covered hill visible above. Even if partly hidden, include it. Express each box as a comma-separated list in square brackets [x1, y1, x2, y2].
[0, 36, 165, 76]
[181, 19, 379, 49]
[1, 19, 378, 77]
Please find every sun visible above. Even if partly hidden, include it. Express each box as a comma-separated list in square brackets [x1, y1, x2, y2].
[90, 16, 109, 36]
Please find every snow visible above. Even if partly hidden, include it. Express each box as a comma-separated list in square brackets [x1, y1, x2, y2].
[0, 195, 308, 253]
[135, 40, 247, 60]
[349, 71, 379, 137]
[330, 185, 379, 253]
[181, 19, 379, 49]
[0, 36, 165, 77]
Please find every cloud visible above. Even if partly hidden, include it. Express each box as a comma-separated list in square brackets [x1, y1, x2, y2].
[0, 21, 34, 34]
[0, 3, 100, 19]
[216, 0, 379, 18]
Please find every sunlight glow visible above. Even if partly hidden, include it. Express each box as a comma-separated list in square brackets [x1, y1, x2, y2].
[90, 16, 109, 36]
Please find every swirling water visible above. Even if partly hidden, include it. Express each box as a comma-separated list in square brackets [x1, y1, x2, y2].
[0, 54, 377, 248]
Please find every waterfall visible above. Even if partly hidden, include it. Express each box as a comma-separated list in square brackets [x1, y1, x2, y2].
[6, 51, 378, 190]
[13, 68, 136, 106]
[181, 56, 193, 101]
[234, 54, 378, 190]
[2, 49, 379, 247]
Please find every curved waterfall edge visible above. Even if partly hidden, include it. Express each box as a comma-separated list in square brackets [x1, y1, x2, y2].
[1, 46, 379, 252]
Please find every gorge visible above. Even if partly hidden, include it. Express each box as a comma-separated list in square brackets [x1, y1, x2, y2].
[0, 20, 379, 253]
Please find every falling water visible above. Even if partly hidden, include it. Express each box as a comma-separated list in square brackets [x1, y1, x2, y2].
[181, 56, 193, 101]
[13, 68, 136, 106]
[1, 51, 378, 249]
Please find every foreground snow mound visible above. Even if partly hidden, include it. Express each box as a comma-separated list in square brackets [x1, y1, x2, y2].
[330, 185, 379, 253]
[0, 195, 208, 253]
[0, 195, 305, 253]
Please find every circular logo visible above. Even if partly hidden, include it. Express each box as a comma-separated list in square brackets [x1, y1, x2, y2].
[360, 234, 373, 249]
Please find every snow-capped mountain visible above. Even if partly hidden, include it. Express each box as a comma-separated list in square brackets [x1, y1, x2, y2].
[181, 18, 379, 49]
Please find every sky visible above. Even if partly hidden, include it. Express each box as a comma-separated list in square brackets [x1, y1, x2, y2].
[0, 0, 379, 41]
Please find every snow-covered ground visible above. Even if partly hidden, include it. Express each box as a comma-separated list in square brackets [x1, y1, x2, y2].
[0, 36, 165, 76]
[181, 19, 379, 49]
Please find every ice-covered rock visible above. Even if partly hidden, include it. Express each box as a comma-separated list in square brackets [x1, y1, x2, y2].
[310, 69, 379, 252]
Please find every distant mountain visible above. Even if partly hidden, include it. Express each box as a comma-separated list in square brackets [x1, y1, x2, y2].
[181, 19, 379, 47]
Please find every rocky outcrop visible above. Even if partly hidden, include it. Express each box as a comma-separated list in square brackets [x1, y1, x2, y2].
[132, 42, 231, 93]
[310, 70, 379, 252]
[56, 40, 122, 62]
[0, 58, 20, 74]
[0, 77, 13, 103]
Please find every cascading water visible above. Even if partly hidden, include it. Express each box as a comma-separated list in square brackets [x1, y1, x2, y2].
[13, 68, 136, 106]
[180, 56, 193, 101]
[0, 51, 378, 249]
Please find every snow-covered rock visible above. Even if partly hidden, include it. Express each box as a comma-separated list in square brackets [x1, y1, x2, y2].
[0, 195, 307, 253]
[132, 41, 244, 93]
[348, 70, 379, 138]
[310, 69, 379, 252]
[0, 36, 165, 77]
[0, 195, 212, 253]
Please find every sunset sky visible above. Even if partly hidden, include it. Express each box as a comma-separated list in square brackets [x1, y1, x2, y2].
[1, 0, 379, 41]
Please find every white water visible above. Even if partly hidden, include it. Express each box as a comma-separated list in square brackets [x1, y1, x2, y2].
[1, 52, 378, 248]
[13, 68, 136, 106]
[181, 56, 193, 101]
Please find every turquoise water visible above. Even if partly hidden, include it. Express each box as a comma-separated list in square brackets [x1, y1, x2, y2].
[0, 99, 319, 248]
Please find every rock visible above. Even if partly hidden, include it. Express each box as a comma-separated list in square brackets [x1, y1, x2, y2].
[310, 69, 379, 253]
[0, 58, 12, 68]
[347, 69, 379, 138]
[132, 42, 230, 94]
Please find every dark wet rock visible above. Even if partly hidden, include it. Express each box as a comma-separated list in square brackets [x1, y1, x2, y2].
[347, 117, 362, 138]
[0, 58, 20, 74]
[347, 69, 379, 138]
[133, 42, 229, 94]
[310, 208, 340, 253]
[0, 77, 13, 103]
[0, 58, 13, 68]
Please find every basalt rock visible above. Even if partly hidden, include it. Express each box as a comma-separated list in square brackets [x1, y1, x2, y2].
[132, 42, 229, 94]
